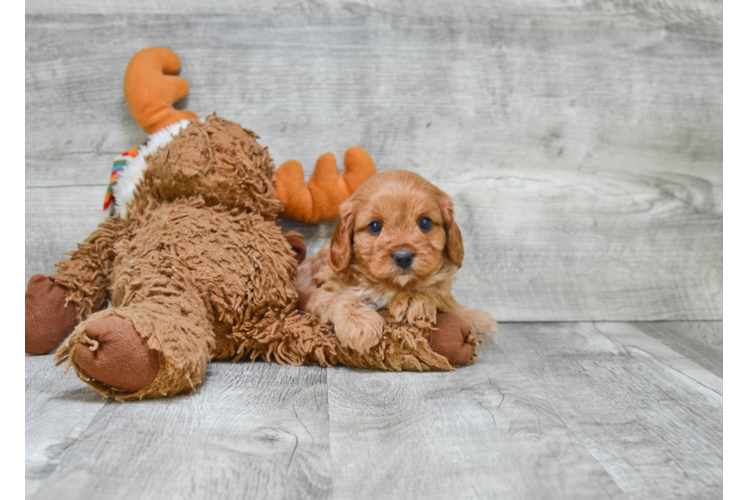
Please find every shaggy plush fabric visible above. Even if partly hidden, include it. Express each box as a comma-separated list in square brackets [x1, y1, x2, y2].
[45, 116, 476, 400]
[145, 117, 280, 220]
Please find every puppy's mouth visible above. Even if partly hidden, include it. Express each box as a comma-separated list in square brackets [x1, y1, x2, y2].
[392, 273, 417, 288]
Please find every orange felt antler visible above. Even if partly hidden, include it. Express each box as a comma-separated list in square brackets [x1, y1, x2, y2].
[124, 47, 198, 134]
[274, 147, 377, 223]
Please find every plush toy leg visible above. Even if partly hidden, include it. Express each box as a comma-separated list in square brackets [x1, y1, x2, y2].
[228, 308, 462, 371]
[223, 307, 337, 367]
[240, 303, 478, 371]
[72, 316, 160, 392]
[56, 287, 215, 400]
[26, 217, 124, 354]
[429, 313, 477, 366]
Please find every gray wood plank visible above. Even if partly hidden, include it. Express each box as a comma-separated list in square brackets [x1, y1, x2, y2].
[720, 320, 748, 379]
[28, 361, 332, 500]
[25, 9, 722, 320]
[635, 321, 723, 378]
[718, 2, 748, 328]
[25, 355, 108, 498]
[24, 0, 724, 25]
[718, 187, 748, 321]
[326, 338, 626, 499]
[25, 12, 723, 183]
[27, 321, 723, 498]
[492, 322, 722, 499]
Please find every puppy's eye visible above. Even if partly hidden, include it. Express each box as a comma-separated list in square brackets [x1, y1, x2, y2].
[418, 216, 433, 231]
[368, 220, 383, 235]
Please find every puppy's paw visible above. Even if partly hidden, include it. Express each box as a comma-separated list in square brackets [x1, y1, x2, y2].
[386, 293, 410, 322]
[461, 307, 498, 334]
[387, 292, 437, 327]
[334, 306, 386, 354]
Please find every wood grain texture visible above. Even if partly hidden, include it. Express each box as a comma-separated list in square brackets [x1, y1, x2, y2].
[720, 321, 748, 379]
[492, 322, 722, 499]
[24, 0, 724, 23]
[718, 184, 748, 320]
[25, 355, 108, 498]
[25, 5, 722, 320]
[26, 321, 722, 499]
[636, 321, 723, 377]
[27, 360, 332, 500]
[326, 337, 626, 499]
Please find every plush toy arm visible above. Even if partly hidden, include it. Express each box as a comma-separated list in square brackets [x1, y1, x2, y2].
[273, 146, 376, 223]
[124, 47, 198, 134]
[48, 217, 126, 321]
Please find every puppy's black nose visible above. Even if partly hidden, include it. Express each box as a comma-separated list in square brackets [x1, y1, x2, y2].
[393, 251, 414, 269]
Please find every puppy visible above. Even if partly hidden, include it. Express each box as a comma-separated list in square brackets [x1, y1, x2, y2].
[296, 170, 498, 354]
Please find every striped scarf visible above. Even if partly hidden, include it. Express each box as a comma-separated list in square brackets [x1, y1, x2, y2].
[103, 147, 139, 215]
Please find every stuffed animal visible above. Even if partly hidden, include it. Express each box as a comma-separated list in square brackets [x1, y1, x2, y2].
[24, 47, 479, 400]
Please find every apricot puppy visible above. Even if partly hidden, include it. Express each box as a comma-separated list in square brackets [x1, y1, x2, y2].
[297, 170, 498, 354]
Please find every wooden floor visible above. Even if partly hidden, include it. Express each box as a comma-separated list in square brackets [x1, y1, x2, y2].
[26, 321, 722, 499]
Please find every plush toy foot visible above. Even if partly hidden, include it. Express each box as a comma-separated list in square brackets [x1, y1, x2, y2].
[430, 313, 475, 366]
[25, 275, 78, 355]
[284, 231, 307, 264]
[73, 316, 160, 393]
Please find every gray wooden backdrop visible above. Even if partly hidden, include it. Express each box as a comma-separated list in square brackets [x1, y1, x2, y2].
[26, 1, 722, 321]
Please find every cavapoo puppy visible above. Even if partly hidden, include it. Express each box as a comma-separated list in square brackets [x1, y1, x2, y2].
[296, 170, 498, 354]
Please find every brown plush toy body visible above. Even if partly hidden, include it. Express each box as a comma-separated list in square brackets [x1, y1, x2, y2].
[24, 48, 479, 400]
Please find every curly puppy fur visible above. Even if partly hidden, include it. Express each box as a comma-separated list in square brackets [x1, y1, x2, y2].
[298, 170, 498, 353]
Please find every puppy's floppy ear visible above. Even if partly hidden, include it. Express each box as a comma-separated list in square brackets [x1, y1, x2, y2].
[439, 192, 464, 268]
[329, 199, 355, 273]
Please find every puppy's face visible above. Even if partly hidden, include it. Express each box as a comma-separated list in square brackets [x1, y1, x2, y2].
[329, 170, 463, 289]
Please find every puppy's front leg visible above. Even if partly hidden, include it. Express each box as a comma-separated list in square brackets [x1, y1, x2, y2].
[306, 287, 385, 354]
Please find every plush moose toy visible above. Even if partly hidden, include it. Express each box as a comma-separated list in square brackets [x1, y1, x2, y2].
[24, 47, 479, 400]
